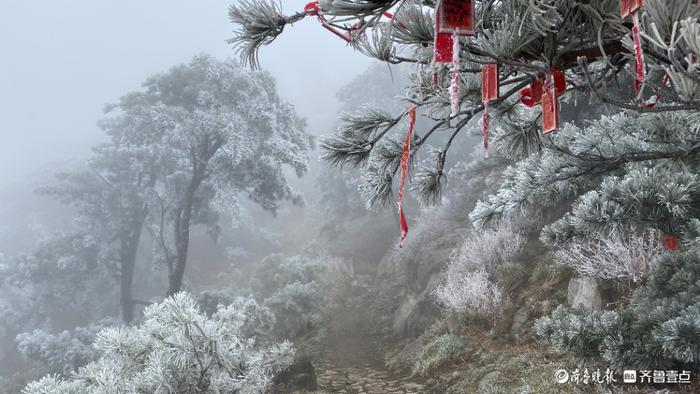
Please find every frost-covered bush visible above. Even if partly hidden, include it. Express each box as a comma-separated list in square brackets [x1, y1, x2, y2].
[554, 229, 666, 283]
[23, 292, 294, 394]
[412, 334, 465, 376]
[536, 248, 700, 369]
[433, 224, 524, 319]
[433, 269, 503, 318]
[264, 282, 323, 338]
[251, 254, 325, 337]
[15, 318, 120, 376]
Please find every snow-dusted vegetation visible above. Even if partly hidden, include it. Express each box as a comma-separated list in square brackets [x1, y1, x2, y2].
[3, 1, 700, 392]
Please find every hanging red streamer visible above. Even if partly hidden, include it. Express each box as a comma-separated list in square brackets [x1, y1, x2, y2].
[482, 101, 490, 158]
[450, 33, 461, 116]
[620, 0, 646, 97]
[481, 64, 498, 158]
[632, 12, 646, 97]
[397, 106, 417, 247]
[520, 79, 543, 107]
[520, 69, 567, 107]
[542, 74, 559, 134]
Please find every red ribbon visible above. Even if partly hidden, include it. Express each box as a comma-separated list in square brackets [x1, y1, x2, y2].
[520, 79, 543, 107]
[664, 234, 679, 251]
[304, 1, 351, 43]
[450, 32, 461, 116]
[304, 1, 320, 15]
[520, 69, 566, 107]
[482, 101, 490, 158]
[632, 12, 645, 97]
[397, 106, 416, 247]
[481, 64, 498, 158]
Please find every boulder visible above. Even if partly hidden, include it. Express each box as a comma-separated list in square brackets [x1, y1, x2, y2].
[567, 276, 603, 311]
[392, 275, 442, 337]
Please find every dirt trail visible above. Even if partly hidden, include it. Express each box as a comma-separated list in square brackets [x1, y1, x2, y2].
[312, 274, 424, 394]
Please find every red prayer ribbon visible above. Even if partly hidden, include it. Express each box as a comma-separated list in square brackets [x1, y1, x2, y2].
[632, 12, 645, 97]
[664, 234, 679, 251]
[304, 1, 320, 14]
[304, 1, 351, 43]
[482, 101, 490, 158]
[450, 32, 461, 116]
[520, 69, 566, 107]
[481, 64, 498, 158]
[397, 106, 417, 247]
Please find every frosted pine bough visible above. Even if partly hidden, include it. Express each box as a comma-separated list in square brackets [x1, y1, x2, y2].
[229, 0, 700, 369]
[23, 293, 294, 394]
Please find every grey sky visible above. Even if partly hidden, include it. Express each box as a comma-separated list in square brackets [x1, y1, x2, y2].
[0, 1, 372, 187]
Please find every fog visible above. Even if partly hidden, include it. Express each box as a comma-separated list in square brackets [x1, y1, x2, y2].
[0, 1, 371, 188]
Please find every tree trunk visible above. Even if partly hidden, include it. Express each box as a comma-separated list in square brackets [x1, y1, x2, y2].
[166, 169, 204, 297]
[120, 217, 145, 324]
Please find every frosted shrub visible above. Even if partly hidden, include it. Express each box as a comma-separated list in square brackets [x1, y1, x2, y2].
[449, 224, 525, 272]
[15, 318, 120, 375]
[433, 224, 524, 318]
[537, 248, 700, 369]
[264, 282, 323, 338]
[433, 268, 503, 317]
[23, 292, 294, 394]
[554, 229, 666, 283]
[412, 334, 465, 376]
[251, 254, 325, 337]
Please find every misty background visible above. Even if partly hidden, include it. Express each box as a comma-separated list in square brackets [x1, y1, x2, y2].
[0, 1, 372, 188]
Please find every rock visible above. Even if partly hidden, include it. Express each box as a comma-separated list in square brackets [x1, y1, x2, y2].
[510, 306, 529, 341]
[477, 371, 504, 393]
[273, 354, 317, 392]
[567, 276, 603, 311]
[392, 275, 442, 337]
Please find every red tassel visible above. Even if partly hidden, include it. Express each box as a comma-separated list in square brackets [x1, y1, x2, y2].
[397, 106, 417, 247]
[450, 32, 461, 116]
[399, 206, 409, 246]
[481, 64, 498, 158]
[482, 101, 490, 158]
[632, 12, 646, 97]
[520, 79, 543, 107]
[542, 75, 559, 133]
[664, 234, 679, 251]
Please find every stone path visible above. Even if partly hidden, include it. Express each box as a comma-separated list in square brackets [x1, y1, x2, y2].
[315, 362, 423, 394]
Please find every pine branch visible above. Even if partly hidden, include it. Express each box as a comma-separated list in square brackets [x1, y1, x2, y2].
[227, 0, 306, 68]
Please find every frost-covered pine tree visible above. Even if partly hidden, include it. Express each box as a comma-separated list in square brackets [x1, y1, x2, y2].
[229, 0, 700, 369]
[229, 0, 699, 241]
[22, 292, 294, 394]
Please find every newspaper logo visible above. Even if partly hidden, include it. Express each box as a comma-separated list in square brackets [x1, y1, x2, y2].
[554, 369, 569, 384]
